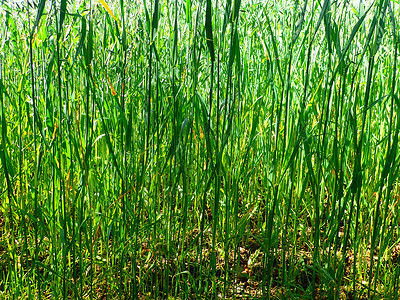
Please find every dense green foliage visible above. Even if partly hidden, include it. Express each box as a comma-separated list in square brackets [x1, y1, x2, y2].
[0, 0, 400, 298]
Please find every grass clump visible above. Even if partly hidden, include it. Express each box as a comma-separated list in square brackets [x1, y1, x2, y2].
[0, 0, 400, 298]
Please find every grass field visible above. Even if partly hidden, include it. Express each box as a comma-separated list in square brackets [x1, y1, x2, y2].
[0, 0, 400, 298]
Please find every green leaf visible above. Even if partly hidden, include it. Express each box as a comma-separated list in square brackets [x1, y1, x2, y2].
[151, 0, 160, 40]
[75, 15, 87, 60]
[31, 0, 47, 36]
[59, 0, 67, 32]
[205, 0, 215, 61]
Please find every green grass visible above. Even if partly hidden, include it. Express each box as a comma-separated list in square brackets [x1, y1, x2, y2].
[0, 0, 400, 298]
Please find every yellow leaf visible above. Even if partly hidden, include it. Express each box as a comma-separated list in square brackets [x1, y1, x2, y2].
[110, 84, 117, 96]
[98, 0, 118, 23]
[104, 70, 117, 96]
